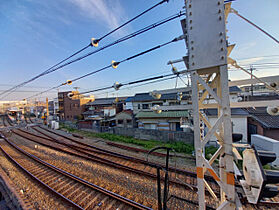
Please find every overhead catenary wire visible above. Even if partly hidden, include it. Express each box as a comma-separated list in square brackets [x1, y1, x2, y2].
[0, 44, 91, 99]
[230, 8, 279, 45]
[93, 0, 170, 45]
[35, 11, 185, 78]
[0, 0, 171, 99]
[79, 73, 175, 95]
[25, 34, 185, 100]
[79, 75, 179, 99]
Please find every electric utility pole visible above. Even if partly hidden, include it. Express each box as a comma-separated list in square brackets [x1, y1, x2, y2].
[250, 65, 256, 96]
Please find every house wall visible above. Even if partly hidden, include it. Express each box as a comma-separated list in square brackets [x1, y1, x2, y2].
[78, 125, 194, 144]
[124, 102, 133, 110]
[264, 129, 279, 140]
[247, 118, 279, 141]
[248, 118, 264, 136]
[138, 118, 182, 131]
[208, 116, 248, 143]
[132, 100, 188, 114]
[115, 112, 133, 128]
[58, 92, 89, 121]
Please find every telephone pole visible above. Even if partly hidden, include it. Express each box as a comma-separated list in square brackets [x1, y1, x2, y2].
[250, 65, 256, 96]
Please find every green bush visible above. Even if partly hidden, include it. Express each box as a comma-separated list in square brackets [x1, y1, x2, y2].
[59, 123, 195, 154]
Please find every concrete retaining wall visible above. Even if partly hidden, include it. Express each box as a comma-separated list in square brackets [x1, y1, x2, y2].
[78, 122, 193, 144]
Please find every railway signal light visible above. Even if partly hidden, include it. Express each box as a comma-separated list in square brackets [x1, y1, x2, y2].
[241, 147, 279, 204]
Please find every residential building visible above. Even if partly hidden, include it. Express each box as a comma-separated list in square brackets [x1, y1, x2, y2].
[115, 110, 134, 128]
[58, 91, 94, 121]
[204, 108, 249, 143]
[131, 91, 191, 114]
[246, 107, 279, 141]
[82, 97, 127, 126]
[136, 110, 190, 131]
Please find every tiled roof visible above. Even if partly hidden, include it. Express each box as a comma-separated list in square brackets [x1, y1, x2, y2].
[132, 92, 190, 102]
[136, 110, 189, 118]
[87, 97, 127, 105]
[229, 86, 242, 93]
[246, 107, 279, 129]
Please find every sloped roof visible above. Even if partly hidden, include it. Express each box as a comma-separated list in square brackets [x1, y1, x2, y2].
[82, 110, 95, 115]
[132, 92, 190, 102]
[229, 86, 242, 93]
[246, 107, 279, 129]
[87, 97, 127, 105]
[136, 110, 189, 118]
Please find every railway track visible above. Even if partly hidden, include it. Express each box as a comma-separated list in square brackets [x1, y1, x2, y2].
[13, 127, 206, 193]
[0, 134, 152, 210]
[4, 115, 279, 209]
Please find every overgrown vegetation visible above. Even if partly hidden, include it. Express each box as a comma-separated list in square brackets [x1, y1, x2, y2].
[59, 123, 216, 156]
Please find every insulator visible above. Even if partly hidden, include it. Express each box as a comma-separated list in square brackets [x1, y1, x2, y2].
[177, 92, 183, 101]
[67, 92, 74, 99]
[151, 105, 162, 114]
[66, 80, 72, 85]
[270, 82, 278, 89]
[113, 82, 122, 90]
[267, 106, 279, 116]
[111, 60, 119, 69]
[149, 91, 161, 99]
[90, 38, 99, 47]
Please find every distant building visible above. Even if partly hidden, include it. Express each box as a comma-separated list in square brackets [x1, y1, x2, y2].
[130, 91, 191, 114]
[82, 97, 127, 126]
[0, 100, 27, 114]
[58, 91, 94, 121]
[115, 110, 134, 128]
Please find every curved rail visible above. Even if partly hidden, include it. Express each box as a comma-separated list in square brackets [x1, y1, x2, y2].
[36, 125, 214, 181]
[0, 133, 152, 210]
[13, 128, 198, 192]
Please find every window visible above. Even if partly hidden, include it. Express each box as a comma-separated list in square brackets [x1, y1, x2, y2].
[138, 104, 141, 109]
[127, 119, 132, 124]
[142, 104, 149, 109]
[118, 120, 123, 124]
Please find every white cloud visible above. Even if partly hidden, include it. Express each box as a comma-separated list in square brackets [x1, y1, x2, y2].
[70, 0, 128, 32]
[238, 57, 265, 65]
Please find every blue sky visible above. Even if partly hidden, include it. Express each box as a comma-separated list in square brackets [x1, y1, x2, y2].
[0, 0, 279, 101]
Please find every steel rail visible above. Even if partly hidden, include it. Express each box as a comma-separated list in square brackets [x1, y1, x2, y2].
[0, 138, 83, 209]
[36, 125, 212, 180]
[0, 133, 152, 210]
[12, 128, 198, 191]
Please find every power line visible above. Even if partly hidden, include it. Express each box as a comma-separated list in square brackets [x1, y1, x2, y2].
[0, 44, 91, 98]
[231, 8, 279, 45]
[0, 0, 171, 99]
[79, 73, 174, 95]
[25, 35, 185, 100]
[92, 0, 169, 45]
[69, 35, 185, 83]
[235, 55, 279, 60]
[85, 75, 178, 98]
[36, 11, 185, 78]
